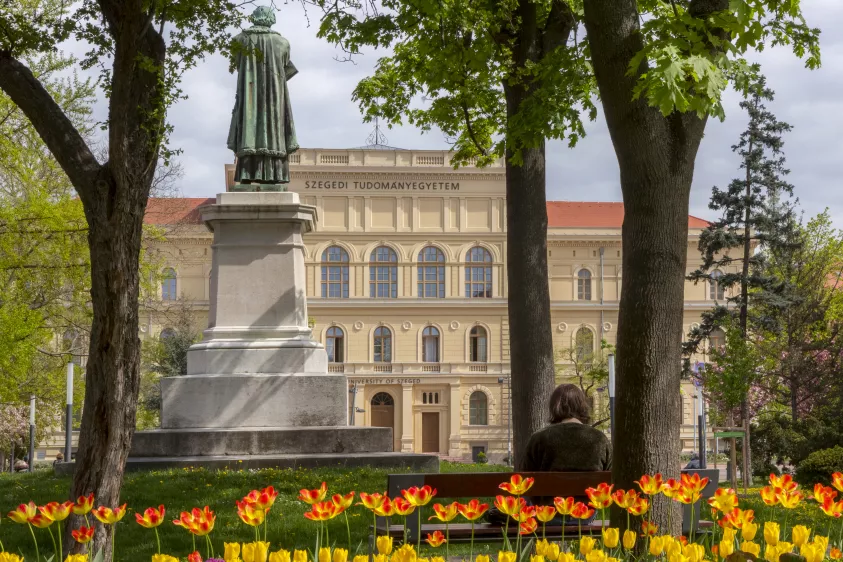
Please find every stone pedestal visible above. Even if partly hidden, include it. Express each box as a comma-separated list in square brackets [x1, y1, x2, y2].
[121, 192, 439, 473]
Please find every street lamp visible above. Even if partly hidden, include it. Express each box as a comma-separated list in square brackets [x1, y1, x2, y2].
[498, 376, 512, 466]
[607, 354, 616, 441]
[28, 395, 35, 473]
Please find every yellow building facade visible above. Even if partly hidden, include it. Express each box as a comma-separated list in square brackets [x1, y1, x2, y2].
[143, 147, 721, 462]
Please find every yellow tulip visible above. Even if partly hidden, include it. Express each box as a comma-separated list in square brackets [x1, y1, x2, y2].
[332, 549, 348, 562]
[0, 555, 24, 562]
[530, 556, 545, 562]
[722, 528, 737, 545]
[557, 553, 576, 562]
[226, 543, 242, 562]
[718, 539, 734, 558]
[741, 541, 761, 557]
[580, 536, 597, 556]
[377, 536, 394, 556]
[373, 556, 388, 562]
[813, 536, 829, 554]
[544, 542, 561, 561]
[764, 522, 780, 546]
[151, 556, 178, 562]
[801, 544, 823, 562]
[623, 530, 636, 550]
[665, 538, 683, 560]
[649, 537, 665, 557]
[477, 556, 491, 562]
[684, 543, 705, 562]
[243, 542, 270, 562]
[792, 526, 811, 547]
[393, 544, 418, 562]
[602, 528, 619, 549]
[294, 550, 309, 562]
[667, 553, 689, 562]
[64, 556, 88, 562]
[353, 557, 368, 562]
[317, 548, 331, 562]
[430, 557, 446, 562]
[270, 551, 292, 562]
[499, 552, 517, 562]
[743, 522, 759, 542]
[586, 550, 607, 562]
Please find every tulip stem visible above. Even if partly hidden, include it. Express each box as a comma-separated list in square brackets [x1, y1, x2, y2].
[193, 532, 197, 554]
[265, 515, 269, 543]
[470, 520, 475, 562]
[690, 502, 696, 544]
[445, 522, 450, 562]
[154, 527, 161, 555]
[345, 511, 352, 551]
[57, 521, 63, 560]
[28, 523, 40, 562]
[417, 508, 422, 553]
[47, 526, 59, 562]
[111, 523, 116, 562]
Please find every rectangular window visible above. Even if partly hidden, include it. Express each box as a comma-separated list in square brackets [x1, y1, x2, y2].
[465, 266, 492, 298]
[471, 446, 487, 462]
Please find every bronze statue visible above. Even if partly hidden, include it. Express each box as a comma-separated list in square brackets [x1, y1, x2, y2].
[227, 6, 298, 191]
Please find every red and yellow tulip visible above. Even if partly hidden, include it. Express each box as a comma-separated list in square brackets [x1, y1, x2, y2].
[585, 483, 614, 510]
[457, 499, 489, 521]
[571, 502, 595, 520]
[402, 485, 437, 507]
[304, 501, 339, 522]
[554, 497, 576, 516]
[512, 506, 536, 524]
[237, 500, 267, 526]
[641, 520, 658, 536]
[430, 502, 459, 522]
[72, 525, 95, 543]
[426, 530, 446, 547]
[30, 513, 54, 528]
[393, 497, 416, 517]
[187, 551, 202, 562]
[535, 505, 556, 523]
[173, 506, 215, 536]
[519, 518, 538, 535]
[136, 505, 166, 528]
[635, 474, 664, 496]
[92, 504, 127, 525]
[661, 478, 681, 499]
[7, 502, 38, 524]
[708, 488, 738, 514]
[40, 501, 74, 522]
[719, 508, 755, 529]
[778, 490, 803, 509]
[611, 489, 639, 510]
[72, 493, 95, 516]
[832, 472, 843, 494]
[332, 491, 355, 512]
[627, 498, 649, 516]
[358, 492, 387, 511]
[373, 497, 396, 518]
[499, 475, 535, 496]
[760, 486, 780, 507]
[244, 486, 279, 511]
[299, 482, 328, 505]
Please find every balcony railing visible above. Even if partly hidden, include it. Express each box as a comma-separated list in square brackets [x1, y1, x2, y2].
[327, 362, 506, 375]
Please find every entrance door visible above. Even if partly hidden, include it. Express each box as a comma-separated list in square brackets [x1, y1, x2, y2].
[421, 412, 440, 453]
[370, 392, 395, 452]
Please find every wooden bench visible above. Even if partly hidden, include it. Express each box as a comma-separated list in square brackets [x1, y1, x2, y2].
[376, 469, 720, 544]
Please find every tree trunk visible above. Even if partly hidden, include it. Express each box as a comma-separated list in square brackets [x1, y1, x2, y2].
[583, 0, 714, 535]
[502, 0, 557, 469]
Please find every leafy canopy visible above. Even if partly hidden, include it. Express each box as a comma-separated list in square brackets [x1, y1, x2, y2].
[315, 0, 820, 164]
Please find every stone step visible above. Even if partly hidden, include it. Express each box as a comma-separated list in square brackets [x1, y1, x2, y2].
[130, 426, 392, 457]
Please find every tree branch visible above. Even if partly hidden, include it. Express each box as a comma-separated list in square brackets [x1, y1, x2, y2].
[542, 0, 576, 55]
[0, 54, 103, 195]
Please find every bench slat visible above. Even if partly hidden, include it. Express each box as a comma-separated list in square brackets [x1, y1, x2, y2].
[419, 472, 612, 498]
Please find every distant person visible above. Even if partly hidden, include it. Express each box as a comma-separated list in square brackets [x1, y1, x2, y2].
[53, 452, 64, 467]
[14, 459, 28, 472]
[684, 452, 701, 470]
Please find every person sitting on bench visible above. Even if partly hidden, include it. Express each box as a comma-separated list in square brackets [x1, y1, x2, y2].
[488, 383, 611, 526]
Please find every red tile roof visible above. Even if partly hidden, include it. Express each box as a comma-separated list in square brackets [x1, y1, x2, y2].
[145, 197, 215, 225]
[546, 201, 709, 229]
[143, 198, 710, 228]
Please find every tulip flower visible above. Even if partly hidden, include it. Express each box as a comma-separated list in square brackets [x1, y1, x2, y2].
[244, 486, 279, 511]
[317, 547, 331, 562]
[238, 500, 268, 526]
[93, 504, 127, 525]
[377, 536, 394, 555]
[635, 473, 664, 496]
[641, 520, 658, 536]
[499, 474, 535, 496]
[499, 552, 517, 562]
[571, 502, 595, 520]
[333, 548, 348, 562]
[429, 557, 445, 562]
[831, 547, 842, 560]
[676, 473, 709, 505]
[529, 556, 543, 562]
[661, 478, 681, 498]
[720, 508, 754, 529]
[579, 536, 596, 556]
[542, 541, 561, 562]
[270, 550, 292, 562]
[359, 492, 387, 510]
[65, 556, 89, 562]
[622, 530, 636, 550]
[520, 517, 538, 535]
[426, 530, 446, 547]
[243, 542, 270, 562]
[760, 486, 779, 507]
[402, 485, 437, 507]
[627, 498, 649, 516]
[612, 490, 639, 510]
[304, 501, 339, 522]
[770, 474, 798, 494]
[833, 472, 843, 494]
[762, 522, 780, 546]
[812, 483, 837, 503]
[293, 550, 308, 562]
[708, 488, 738, 514]
[392, 545, 417, 562]
[800, 543, 823, 562]
[557, 554, 575, 562]
[585, 483, 614, 510]
[586, 552, 607, 562]
[820, 496, 843, 518]
[299, 482, 329, 505]
[430, 502, 459, 522]
[73, 493, 95, 516]
[152, 556, 179, 562]
[135, 505, 166, 553]
[30, 513, 54, 528]
[0, 554, 23, 562]
[535, 506, 556, 523]
[791, 525, 810, 547]
[225, 543, 241, 560]
[512, 506, 536, 524]
[332, 492, 355, 512]
[457, 499, 489, 521]
[187, 552, 202, 562]
[554, 497, 575, 516]
[778, 490, 803, 509]
[602, 527, 619, 548]
[393, 497, 416, 517]
[8, 502, 38, 524]
[41, 501, 74, 522]
[72, 525, 95, 543]
[742, 522, 759, 541]
[718, 539, 734, 558]
[373, 497, 395, 518]
[495, 495, 527, 517]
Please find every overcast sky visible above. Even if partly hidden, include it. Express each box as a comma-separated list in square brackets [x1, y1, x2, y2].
[72, 2, 842, 225]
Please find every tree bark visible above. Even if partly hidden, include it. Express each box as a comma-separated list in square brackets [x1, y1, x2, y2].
[502, 0, 559, 469]
[583, 0, 720, 534]
[0, 4, 165, 558]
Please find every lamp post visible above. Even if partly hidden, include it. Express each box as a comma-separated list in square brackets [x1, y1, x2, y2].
[697, 382, 707, 468]
[28, 395, 35, 473]
[498, 376, 513, 466]
[607, 353, 616, 441]
[65, 363, 74, 462]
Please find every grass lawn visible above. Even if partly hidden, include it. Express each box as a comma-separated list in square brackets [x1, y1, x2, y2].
[0, 462, 509, 561]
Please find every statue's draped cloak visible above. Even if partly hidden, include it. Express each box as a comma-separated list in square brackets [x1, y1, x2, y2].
[227, 27, 298, 184]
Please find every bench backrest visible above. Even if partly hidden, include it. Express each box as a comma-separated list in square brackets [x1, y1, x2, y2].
[387, 471, 612, 501]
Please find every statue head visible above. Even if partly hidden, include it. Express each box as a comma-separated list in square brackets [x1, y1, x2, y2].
[249, 6, 276, 27]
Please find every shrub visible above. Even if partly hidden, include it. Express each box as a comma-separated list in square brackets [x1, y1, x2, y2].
[476, 451, 488, 464]
[795, 446, 843, 486]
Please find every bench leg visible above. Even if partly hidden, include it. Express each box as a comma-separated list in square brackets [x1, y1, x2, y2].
[368, 532, 374, 562]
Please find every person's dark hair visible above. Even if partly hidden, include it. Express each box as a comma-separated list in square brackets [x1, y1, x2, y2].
[548, 383, 591, 424]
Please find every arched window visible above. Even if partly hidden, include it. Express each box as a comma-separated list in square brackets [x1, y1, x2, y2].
[418, 246, 445, 298]
[374, 326, 392, 363]
[423, 393, 428, 404]
[422, 326, 440, 362]
[160, 327, 176, 340]
[709, 328, 726, 352]
[465, 247, 492, 298]
[321, 246, 350, 299]
[371, 392, 394, 406]
[469, 391, 488, 425]
[326, 326, 344, 363]
[575, 328, 594, 363]
[370, 246, 398, 298]
[577, 269, 592, 301]
[469, 326, 488, 362]
[710, 270, 725, 300]
[161, 268, 177, 301]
